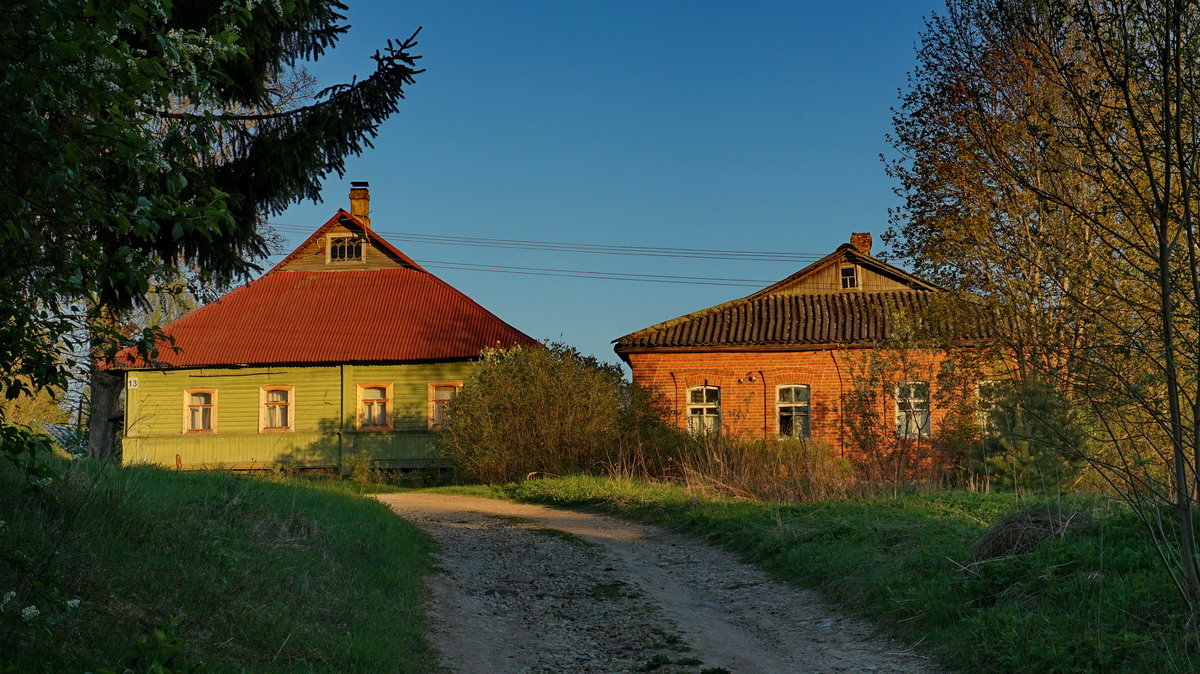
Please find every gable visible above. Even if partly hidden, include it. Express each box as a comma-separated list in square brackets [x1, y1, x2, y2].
[111, 207, 537, 369]
[747, 246, 941, 298]
[269, 210, 425, 274]
[614, 240, 947, 356]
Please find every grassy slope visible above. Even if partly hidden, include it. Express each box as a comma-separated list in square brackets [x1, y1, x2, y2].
[435, 477, 1197, 673]
[0, 462, 434, 673]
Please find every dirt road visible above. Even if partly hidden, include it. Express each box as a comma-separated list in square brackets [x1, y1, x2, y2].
[375, 493, 937, 674]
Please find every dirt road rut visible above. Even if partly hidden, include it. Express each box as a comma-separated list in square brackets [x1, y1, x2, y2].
[375, 493, 937, 674]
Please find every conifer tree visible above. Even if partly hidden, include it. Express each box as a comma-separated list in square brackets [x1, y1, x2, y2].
[0, 0, 422, 459]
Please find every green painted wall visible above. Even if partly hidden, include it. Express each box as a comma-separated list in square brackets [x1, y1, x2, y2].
[122, 363, 475, 470]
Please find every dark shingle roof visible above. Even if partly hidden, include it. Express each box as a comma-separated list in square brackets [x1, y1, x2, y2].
[615, 290, 992, 350]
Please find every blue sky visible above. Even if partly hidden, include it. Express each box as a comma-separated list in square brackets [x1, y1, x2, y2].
[273, 1, 945, 366]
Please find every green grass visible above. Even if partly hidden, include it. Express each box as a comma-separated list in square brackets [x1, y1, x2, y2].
[455, 475, 1198, 673]
[0, 460, 435, 673]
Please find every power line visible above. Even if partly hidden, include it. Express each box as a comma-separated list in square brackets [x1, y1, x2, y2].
[414, 259, 773, 287]
[264, 221, 826, 262]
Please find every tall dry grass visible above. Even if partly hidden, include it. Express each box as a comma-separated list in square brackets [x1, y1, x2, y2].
[672, 436, 857, 502]
[604, 432, 858, 502]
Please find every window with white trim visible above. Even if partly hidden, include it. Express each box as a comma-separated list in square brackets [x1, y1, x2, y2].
[777, 384, 811, 438]
[184, 388, 216, 433]
[840, 265, 858, 289]
[428, 382, 462, 430]
[260, 386, 294, 432]
[358, 383, 393, 430]
[327, 234, 365, 263]
[976, 380, 1003, 436]
[896, 381, 931, 439]
[687, 385, 720, 435]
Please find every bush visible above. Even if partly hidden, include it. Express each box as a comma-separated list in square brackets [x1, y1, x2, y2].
[437, 343, 676, 482]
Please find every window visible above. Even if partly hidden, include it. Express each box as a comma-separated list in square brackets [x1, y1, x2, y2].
[327, 234, 364, 263]
[357, 383, 392, 430]
[428, 382, 462, 430]
[260, 386, 294, 432]
[184, 388, 216, 433]
[687, 385, 720, 435]
[896, 381, 930, 439]
[777, 384, 811, 438]
[840, 265, 858, 289]
[976, 380, 1003, 436]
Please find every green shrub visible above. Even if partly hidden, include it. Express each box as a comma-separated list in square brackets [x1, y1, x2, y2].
[437, 342, 677, 482]
[347, 449, 384, 484]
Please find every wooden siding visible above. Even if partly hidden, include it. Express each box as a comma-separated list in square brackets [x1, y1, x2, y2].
[766, 262, 913, 295]
[123, 362, 475, 470]
[279, 224, 412, 272]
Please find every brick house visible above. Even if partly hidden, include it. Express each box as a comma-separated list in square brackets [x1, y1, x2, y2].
[613, 233, 977, 454]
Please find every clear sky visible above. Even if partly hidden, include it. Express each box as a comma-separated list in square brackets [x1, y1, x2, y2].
[273, 1, 945, 367]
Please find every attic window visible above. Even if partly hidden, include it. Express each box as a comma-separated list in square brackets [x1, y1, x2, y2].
[840, 265, 858, 289]
[328, 235, 365, 263]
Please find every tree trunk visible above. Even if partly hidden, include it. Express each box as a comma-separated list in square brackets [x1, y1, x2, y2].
[87, 369, 122, 461]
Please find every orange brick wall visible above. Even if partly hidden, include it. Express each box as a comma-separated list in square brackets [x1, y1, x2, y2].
[625, 348, 961, 453]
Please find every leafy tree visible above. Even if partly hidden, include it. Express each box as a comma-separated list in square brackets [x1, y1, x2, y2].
[0, 0, 422, 461]
[885, 0, 1103, 383]
[888, 0, 1200, 609]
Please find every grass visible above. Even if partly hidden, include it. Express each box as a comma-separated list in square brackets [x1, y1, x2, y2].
[0, 459, 435, 673]
[442, 475, 1199, 673]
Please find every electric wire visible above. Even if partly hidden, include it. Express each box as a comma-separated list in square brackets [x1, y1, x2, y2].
[260, 221, 849, 287]
[264, 221, 825, 262]
[413, 260, 773, 287]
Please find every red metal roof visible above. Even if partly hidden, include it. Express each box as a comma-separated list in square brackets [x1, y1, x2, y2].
[114, 267, 537, 368]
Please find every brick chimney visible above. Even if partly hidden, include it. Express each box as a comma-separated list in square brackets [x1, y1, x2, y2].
[349, 181, 371, 228]
[849, 232, 872, 255]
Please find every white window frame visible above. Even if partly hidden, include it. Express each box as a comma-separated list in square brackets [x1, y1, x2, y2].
[427, 381, 462, 430]
[776, 384, 812, 439]
[326, 233, 366, 264]
[840, 264, 858, 289]
[976, 380, 1003, 436]
[896, 381, 931, 439]
[686, 385, 721, 435]
[357, 383, 393, 430]
[183, 387, 217, 434]
[259, 385, 295, 433]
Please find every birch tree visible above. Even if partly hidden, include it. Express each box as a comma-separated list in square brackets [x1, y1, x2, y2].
[889, 0, 1200, 609]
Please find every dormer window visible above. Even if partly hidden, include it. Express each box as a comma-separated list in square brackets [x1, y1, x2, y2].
[328, 235, 365, 263]
[840, 265, 858, 289]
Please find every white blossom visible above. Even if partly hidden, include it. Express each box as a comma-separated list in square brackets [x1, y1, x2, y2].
[20, 605, 38, 621]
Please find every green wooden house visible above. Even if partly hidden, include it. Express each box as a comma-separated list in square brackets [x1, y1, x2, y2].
[113, 183, 537, 470]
